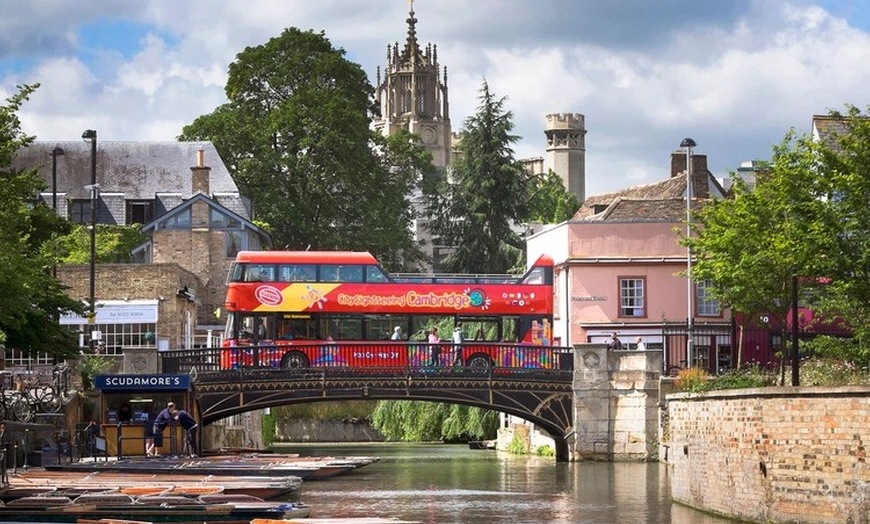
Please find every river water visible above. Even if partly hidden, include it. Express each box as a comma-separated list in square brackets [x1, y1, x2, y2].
[276, 443, 746, 524]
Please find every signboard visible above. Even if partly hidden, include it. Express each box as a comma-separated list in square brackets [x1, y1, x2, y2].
[60, 300, 158, 325]
[94, 374, 191, 391]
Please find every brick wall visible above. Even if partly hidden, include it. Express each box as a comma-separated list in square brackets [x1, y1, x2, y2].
[58, 263, 200, 349]
[666, 387, 870, 523]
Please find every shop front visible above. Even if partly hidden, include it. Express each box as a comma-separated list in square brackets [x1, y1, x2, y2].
[94, 373, 198, 457]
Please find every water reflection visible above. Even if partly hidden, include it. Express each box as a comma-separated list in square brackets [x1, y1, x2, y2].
[278, 443, 745, 524]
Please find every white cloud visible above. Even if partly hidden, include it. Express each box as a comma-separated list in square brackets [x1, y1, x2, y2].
[2, 0, 870, 197]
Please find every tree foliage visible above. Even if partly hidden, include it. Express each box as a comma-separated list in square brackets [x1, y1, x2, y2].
[50, 224, 147, 264]
[179, 28, 427, 270]
[424, 81, 533, 274]
[0, 84, 83, 357]
[371, 400, 498, 442]
[527, 169, 580, 224]
[689, 106, 870, 364]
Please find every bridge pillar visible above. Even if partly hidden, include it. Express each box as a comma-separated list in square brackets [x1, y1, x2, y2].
[571, 344, 662, 461]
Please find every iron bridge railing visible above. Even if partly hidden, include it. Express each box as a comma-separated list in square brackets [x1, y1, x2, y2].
[160, 342, 574, 377]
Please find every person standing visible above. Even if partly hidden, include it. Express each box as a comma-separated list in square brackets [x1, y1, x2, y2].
[607, 332, 624, 350]
[635, 337, 647, 351]
[152, 401, 175, 453]
[452, 323, 464, 366]
[173, 408, 198, 457]
[391, 326, 403, 340]
[144, 407, 159, 456]
[427, 327, 441, 366]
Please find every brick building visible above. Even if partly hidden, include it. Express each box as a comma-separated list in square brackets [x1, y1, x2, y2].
[13, 141, 271, 363]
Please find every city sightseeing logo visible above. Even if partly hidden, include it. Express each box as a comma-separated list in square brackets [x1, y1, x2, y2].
[255, 285, 284, 306]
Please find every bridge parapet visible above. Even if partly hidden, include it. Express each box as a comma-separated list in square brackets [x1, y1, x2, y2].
[571, 345, 663, 461]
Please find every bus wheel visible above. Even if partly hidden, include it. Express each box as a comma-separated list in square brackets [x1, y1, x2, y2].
[466, 355, 492, 372]
[281, 352, 309, 369]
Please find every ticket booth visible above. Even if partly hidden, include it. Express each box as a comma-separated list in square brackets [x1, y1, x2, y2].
[94, 374, 198, 457]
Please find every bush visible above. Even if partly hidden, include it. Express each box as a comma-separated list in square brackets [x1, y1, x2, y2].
[709, 365, 776, 390]
[674, 367, 710, 393]
[797, 358, 870, 386]
[506, 433, 528, 455]
[534, 445, 555, 457]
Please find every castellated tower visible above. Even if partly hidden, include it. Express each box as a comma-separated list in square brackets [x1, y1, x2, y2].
[544, 113, 587, 203]
[373, 6, 452, 170]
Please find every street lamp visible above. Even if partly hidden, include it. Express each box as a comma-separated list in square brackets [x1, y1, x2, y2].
[82, 129, 97, 351]
[681, 137, 697, 368]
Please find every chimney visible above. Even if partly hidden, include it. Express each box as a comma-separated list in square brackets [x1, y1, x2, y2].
[191, 149, 211, 195]
[671, 150, 710, 198]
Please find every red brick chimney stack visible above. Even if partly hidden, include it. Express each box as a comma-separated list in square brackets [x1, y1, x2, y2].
[191, 149, 211, 195]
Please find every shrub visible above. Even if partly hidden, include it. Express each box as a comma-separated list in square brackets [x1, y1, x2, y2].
[674, 367, 710, 393]
[798, 358, 870, 386]
[709, 365, 776, 390]
[506, 433, 528, 455]
[535, 445, 555, 457]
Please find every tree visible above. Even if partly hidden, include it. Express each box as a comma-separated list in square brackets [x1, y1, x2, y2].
[527, 169, 580, 224]
[424, 81, 533, 274]
[809, 106, 870, 358]
[687, 128, 844, 369]
[0, 84, 84, 357]
[179, 28, 426, 270]
[371, 400, 497, 442]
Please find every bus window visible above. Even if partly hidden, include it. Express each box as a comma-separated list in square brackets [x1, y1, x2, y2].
[279, 264, 316, 282]
[279, 317, 316, 340]
[502, 317, 519, 342]
[410, 316, 453, 342]
[521, 267, 545, 285]
[364, 314, 407, 340]
[245, 264, 275, 282]
[366, 266, 389, 283]
[464, 318, 499, 341]
[320, 265, 363, 283]
[320, 316, 363, 340]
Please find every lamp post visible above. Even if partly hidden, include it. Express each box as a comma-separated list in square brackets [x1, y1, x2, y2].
[51, 147, 64, 210]
[681, 137, 697, 368]
[50, 147, 65, 279]
[82, 129, 98, 351]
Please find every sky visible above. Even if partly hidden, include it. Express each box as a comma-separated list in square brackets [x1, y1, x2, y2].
[2, 0, 869, 197]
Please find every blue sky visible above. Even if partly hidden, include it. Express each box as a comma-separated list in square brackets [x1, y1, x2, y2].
[2, 0, 869, 196]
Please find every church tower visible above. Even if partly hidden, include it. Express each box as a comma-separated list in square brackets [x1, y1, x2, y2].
[544, 113, 587, 203]
[374, 4, 452, 169]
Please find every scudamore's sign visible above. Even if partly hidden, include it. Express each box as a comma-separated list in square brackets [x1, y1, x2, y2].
[95, 374, 191, 390]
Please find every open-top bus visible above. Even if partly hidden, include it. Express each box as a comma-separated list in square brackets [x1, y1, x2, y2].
[221, 251, 556, 370]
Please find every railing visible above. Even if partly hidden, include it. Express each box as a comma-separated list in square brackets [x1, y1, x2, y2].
[160, 342, 574, 374]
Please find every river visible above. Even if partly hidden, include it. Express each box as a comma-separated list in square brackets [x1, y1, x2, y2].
[276, 443, 747, 523]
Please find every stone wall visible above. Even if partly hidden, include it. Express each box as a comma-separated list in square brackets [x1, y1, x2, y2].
[666, 387, 870, 524]
[572, 345, 662, 460]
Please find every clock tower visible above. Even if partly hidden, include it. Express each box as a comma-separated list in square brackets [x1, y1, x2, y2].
[374, 4, 453, 169]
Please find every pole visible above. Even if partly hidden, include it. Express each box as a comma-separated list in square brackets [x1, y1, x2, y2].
[681, 138, 696, 368]
[791, 274, 800, 386]
[84, 130, 98, 352]
[51, 147, 64, 278]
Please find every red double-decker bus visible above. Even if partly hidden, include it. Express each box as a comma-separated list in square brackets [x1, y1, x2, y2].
[221, 251, 556, 370]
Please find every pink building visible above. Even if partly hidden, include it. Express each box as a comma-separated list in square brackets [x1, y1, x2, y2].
[528, 151, 734, 372]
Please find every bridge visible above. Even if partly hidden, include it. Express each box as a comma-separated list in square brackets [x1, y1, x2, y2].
[160, 344, 576, 461]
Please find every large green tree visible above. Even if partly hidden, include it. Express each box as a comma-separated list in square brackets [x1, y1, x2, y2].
[0, 84, 84, 357]
[424, 81, 533, 274]
[688, 113, 870, 366]
[809, 106, 870, 357]
[179, 28, 427, 270]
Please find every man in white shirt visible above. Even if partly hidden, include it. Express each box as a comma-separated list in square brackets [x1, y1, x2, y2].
[635, 336, 647, 351]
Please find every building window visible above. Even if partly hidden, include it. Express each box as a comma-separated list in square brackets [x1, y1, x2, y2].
[127, 200, 154, 225]
[619, 277, 646, 317]
[225, 231, 242, 258]
[697, 279, 721, 317]
[70, 200, 91, 224]
[157, 209, 191, 230]
[210, 209, 241, 229]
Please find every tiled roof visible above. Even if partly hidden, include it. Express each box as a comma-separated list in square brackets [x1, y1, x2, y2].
[15, 141, 240, 201]
[572, 171, 717, 222]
